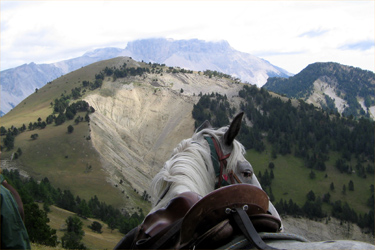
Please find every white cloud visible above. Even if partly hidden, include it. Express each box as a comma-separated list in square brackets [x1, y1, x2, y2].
[1, 1, 374, 74]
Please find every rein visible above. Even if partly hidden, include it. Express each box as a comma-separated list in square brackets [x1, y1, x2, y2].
[205, 136, 242, 188]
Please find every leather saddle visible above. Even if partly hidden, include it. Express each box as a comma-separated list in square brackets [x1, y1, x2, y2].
[134, 192, 202, 248]
[114, 184, 281, 249]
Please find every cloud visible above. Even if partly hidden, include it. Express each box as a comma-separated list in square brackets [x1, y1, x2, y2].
[339, 40, 375, 51]
[298, 28, 329, 38]
[0, 1, 374, 74]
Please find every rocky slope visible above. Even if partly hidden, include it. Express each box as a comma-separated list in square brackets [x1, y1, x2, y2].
[84, 61, 243, 195]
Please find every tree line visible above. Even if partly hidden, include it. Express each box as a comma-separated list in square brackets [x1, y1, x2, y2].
[2, 169, 145, 248]
[97, 63, 149, 82]
[1, 99, 94, 152]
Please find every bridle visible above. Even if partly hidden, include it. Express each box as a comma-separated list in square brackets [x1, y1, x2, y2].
[205, 136, 243, 189]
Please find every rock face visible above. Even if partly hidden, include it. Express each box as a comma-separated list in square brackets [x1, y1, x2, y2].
[305, 78, 347, 113]
[84, 67, 243, 195]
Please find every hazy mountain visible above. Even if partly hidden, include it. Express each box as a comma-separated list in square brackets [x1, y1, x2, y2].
[263, 62, 375, 119]
[0, 47, 124, 116]
[0, 63, 63, 116]
[1, 38, 292, 116]
[123, 38, 292, 85]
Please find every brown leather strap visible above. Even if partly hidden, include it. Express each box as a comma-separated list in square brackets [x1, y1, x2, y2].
[229, 170, 243, 185]
[209, 136, 231, 188]
[232, 207, 280, 250]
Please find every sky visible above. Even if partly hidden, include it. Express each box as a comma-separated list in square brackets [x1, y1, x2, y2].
[1, 1, 374, 74]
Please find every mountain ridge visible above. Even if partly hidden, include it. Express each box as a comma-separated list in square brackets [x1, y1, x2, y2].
[263, 62, 375, 119]
[1, 38, 291, 116]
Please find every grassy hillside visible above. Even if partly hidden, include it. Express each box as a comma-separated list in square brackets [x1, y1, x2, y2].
[1, 118, 128, 207]
[246, 146, 373, 215]
[36, 204, 124, 249]
[0, 57, 152, 212]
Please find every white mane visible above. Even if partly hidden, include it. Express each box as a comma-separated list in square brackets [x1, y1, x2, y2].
[149, 126, 246, 212]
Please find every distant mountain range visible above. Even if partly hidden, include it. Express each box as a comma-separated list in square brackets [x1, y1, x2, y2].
[263, 62, 375, 119]
[0, 38, 291, 116]
[122, 39, 292, 84]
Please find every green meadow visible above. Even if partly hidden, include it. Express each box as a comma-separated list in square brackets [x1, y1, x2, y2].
[246, 146, 373, 215]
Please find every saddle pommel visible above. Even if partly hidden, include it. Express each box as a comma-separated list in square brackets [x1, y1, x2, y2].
[179, 184, 279, 247]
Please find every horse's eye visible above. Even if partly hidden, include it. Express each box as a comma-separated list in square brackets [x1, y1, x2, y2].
[242, 171, 253, 178]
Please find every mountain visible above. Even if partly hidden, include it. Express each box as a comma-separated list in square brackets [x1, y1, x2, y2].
[0, 38, 292, 116]
[0, 57, 373, 243]
[122, 38, 291, 84]
[0, 56, 244, 212]
[263, 62, 375, 119]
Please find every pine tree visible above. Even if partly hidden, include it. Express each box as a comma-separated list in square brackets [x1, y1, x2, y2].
[348, 180, 354, 191]
[24, 203, 58, 246]
[88, 221, 103, 234]
[330, 182, 335, 191]
[62, 216, 86, 249]
[306, 190, 316, 201]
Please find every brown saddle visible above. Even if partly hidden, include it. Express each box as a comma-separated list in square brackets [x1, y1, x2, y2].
[178, 184, 281, 249]
[114, 184, 281, 250]
[133, 192, 202, 248]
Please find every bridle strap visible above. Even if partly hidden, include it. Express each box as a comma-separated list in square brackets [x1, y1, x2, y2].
[210, 136, 231, 188]
[229, 170, 243, 184]
[205, 136, 242, 188]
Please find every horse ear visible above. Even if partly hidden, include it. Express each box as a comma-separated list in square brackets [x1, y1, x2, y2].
[224, 112, 244, 146]
[196, 120, 212, 132]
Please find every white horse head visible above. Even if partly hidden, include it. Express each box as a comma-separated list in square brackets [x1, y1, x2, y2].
[149, 112, 282, 228]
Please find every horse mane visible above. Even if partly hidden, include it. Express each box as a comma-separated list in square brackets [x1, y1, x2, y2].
[149, 126, 246, 212]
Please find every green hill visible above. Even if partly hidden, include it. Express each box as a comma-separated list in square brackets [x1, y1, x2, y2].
[0, 57, 152, 212]
[40, 204, 124, 249]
